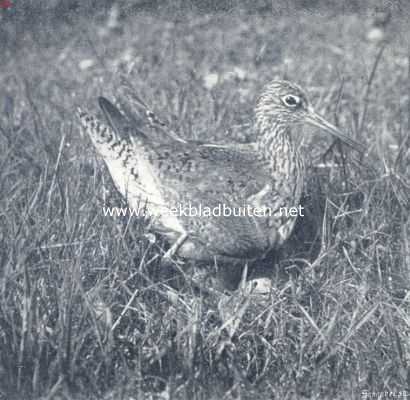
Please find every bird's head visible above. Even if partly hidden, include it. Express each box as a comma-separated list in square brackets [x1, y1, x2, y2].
[255, 80, 364, 151]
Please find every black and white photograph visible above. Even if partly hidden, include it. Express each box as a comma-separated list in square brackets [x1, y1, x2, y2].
[0, 0, 409, 399]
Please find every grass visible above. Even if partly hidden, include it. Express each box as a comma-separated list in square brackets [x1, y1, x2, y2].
[0, 5, 409, 400]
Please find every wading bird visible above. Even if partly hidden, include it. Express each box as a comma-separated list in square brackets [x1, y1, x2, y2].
[77, 80, 364, 288]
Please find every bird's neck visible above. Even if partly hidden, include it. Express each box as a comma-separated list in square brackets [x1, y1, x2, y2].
[256, 122, 301, 175]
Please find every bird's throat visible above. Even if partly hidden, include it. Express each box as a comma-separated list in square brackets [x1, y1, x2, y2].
[257, 124, 301, 178]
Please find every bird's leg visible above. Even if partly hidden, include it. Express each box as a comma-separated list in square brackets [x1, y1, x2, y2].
[161, 232, 188, 266]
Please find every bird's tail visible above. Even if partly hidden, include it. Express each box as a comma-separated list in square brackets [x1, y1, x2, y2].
[76, 106, 128, 155]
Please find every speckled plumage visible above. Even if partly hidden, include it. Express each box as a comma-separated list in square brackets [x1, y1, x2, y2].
[77, 79, 363, 264]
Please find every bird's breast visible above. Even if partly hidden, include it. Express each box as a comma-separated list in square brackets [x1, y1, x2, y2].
[256, 145, 305, 247]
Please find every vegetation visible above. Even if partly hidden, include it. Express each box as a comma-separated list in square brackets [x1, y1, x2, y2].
[0, 3, 409, 399]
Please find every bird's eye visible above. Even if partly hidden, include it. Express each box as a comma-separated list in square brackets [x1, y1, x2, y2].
[282, 95, 301, 108]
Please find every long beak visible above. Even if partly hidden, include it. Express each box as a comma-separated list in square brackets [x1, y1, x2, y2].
[306, 111, 365, 153]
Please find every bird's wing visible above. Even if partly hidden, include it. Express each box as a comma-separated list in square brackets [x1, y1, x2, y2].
[146, 140, 269, 201]
[136, 139, 278, 257]
[97, 97, 267, 201]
